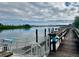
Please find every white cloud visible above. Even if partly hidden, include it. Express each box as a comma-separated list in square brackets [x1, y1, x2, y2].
[0, 2, 78, 20]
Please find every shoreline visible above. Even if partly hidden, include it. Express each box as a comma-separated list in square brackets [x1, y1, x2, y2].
[0, 24, 32, 30]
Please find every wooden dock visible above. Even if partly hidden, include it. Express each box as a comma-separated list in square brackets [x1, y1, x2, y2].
[11, 27, 71, 57]
[4, 27, 79, 57]
[48, 28, 79, 57]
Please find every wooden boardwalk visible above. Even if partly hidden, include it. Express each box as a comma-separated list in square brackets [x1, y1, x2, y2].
[48, 28, 79, 57]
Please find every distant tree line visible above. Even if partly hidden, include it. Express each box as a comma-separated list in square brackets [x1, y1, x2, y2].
[73, 16, 79, 28]
[0, 23, 31, 30]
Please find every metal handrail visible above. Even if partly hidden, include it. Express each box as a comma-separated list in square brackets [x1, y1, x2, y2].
[22, 42, 48, 57]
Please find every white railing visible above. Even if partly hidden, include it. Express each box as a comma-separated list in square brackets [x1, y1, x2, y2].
[9, 36, 50, 57]
[22, 36, 50, 57]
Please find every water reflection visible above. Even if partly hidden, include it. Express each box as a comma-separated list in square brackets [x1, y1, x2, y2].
[0, 30, 3, 33]
[0, 27, 53, 50]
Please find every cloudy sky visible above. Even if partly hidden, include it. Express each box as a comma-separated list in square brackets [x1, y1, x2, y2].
[0, 2, 79, 21]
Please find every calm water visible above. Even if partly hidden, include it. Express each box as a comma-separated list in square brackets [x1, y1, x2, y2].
[0, 27, 54, 50]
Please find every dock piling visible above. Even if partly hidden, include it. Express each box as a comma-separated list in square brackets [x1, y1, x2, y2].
[48, 28, 50, 33]
[36, 29, 38, 43]
[48, 28, 51, 53]
[53, 42, 56, 52]
[44, 28, 46, 51]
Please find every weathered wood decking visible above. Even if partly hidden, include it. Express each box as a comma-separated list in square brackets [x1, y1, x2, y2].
[48, 29, 79, 57]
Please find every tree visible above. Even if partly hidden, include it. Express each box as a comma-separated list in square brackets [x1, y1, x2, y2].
[0, 23, 3, 26]
[73, 16, 79, 28]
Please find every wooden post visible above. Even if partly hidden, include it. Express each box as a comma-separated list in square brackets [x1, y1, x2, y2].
[36, 29, 38, 42]
[53, 42, 56, 52]
[48, 28, 50, 33]
[44, 28, 46, 51]
[48, 28, 51, 53]
[45, 29, 46, 37]
[49, 35, 51, 53]
[61, 32, 63, 41]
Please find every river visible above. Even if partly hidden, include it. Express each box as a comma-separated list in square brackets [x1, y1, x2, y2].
[0, 27, 55, 51]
